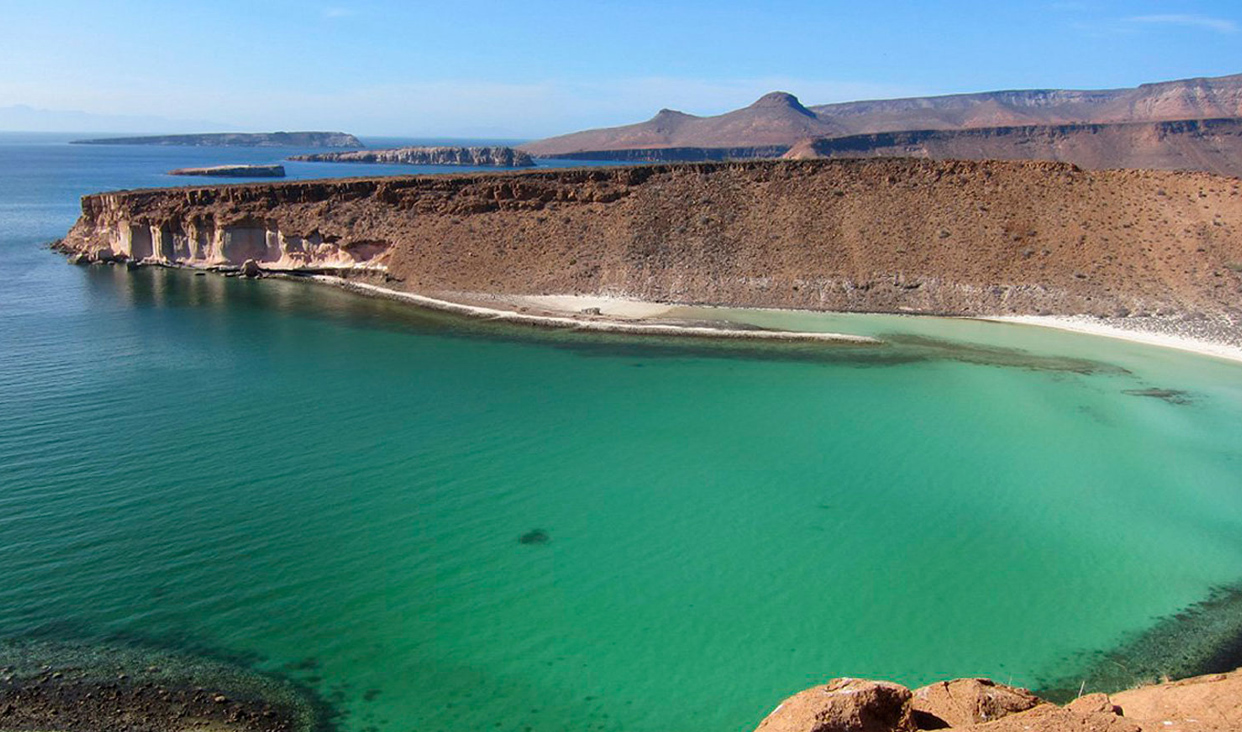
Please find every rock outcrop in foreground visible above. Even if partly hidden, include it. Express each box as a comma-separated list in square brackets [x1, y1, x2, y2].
[53, 159, 1242, 321]
[291, 145, 535, 167]
[757, 670, 1242, 732]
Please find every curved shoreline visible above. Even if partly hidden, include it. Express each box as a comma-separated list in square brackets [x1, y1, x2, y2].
[297, 274, 884, 345]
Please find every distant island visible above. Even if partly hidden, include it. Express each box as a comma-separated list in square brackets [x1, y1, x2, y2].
[168, 164, 286, 178]
[291, 145, 534, 167]
[72, 131, 363, 147]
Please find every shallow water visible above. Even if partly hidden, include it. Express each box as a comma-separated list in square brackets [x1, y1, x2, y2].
[2, 135, 1242, 731]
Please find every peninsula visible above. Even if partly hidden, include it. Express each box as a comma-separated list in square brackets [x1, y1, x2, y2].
[71, 131, 363, 147]
[51, 158, 1242, 350]
[291, 145, 535, 167]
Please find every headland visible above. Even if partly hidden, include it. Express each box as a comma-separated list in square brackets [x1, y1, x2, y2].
[50, 158, 1242, 351]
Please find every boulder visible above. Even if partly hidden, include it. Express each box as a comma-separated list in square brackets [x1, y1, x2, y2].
[754, 677, 916, 732]
[910, 678, 1041, 728]
[239, 259, 262, 278]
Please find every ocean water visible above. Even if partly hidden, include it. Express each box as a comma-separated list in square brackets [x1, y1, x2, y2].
[2, 133, 1242, 731]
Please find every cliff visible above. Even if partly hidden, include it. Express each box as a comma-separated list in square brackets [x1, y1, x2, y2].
[53, 159, 1242, 320]
[520, 74, 1242, 171]
[782, 118, 1242, 177]
[548, 145, 788, 162]
[71, 131, 363, 147]
[290, 146, 535, 167]
[754, 669, 1242, 731]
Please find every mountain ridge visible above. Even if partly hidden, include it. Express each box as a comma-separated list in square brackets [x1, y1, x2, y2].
[520, 73, 1242, 159]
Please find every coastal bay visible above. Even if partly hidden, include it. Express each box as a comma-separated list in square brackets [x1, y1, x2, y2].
[4, 135, 1242, 732]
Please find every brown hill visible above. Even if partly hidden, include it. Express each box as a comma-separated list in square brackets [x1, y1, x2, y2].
[809, 74, 1242, 134]
[521, 92, 844, 156]
[782, 118, 1242, 177]
[521, 74, 1242, 159]
[55, 159, 1242, 321]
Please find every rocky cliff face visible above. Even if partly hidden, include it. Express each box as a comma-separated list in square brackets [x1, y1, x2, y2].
[291, 146, 534, 167]
[54, 159, 1242, 320]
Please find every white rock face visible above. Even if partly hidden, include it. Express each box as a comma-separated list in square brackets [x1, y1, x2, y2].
[64, 194, 390, 271]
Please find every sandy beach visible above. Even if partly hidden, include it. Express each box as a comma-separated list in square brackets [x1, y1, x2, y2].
[981, 314, 1242, 365]
[300, 275, 1242, 363]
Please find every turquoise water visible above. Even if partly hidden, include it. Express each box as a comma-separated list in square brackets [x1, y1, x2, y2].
[2, 134, 1242, 731]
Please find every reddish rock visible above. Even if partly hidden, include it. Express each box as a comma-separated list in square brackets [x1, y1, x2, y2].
[1112, 668, 1242, 731]
[910, 678, 1041, 728]
[755, 677, 916, 732]
[952, 701, 1140, 731]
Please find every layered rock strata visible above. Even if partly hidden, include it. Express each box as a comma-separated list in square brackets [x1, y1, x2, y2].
[782, 118, 1242, 177]
[53, 159, 1242, 321]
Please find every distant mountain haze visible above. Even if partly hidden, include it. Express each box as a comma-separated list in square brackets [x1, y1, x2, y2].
[520, 73, 1242, 159]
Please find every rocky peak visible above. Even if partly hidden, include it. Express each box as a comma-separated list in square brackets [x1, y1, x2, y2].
[748, 91, 816, 117]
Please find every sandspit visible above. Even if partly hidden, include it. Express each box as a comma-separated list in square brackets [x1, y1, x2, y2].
[305, 276, 881, 344]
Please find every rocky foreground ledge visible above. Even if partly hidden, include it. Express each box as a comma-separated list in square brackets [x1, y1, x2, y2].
[757, 670, 1242, 732]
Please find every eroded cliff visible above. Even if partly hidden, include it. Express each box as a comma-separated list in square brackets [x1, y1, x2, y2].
[54, 159, 1242, 319]
[291, 146, 535, 167]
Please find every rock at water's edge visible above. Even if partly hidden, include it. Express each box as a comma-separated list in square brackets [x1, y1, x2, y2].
[754, 677, 915, 732]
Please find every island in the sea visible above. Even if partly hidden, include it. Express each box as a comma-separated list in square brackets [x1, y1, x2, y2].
[168, 164, 286, 178]
[72, 131, 363, 147]
[291, 145, 535, 167]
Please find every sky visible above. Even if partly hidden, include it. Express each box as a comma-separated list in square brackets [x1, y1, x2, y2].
[1, 0, 1241, 138]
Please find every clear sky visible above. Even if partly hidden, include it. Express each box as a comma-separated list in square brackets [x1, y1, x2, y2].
[2, 0, 1241, 137]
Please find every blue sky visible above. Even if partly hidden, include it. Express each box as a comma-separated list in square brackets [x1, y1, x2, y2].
[1, 0, 1240, 137]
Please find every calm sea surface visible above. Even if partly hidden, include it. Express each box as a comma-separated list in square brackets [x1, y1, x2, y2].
[2, 133, 1242, 731]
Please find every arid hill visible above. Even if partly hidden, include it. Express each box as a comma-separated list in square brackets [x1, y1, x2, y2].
[54, 159, 1242, 321]
[807, 74, 1242, 134]
[782, 118, 1242, 177]
[521, 92, 843, 156]
[520, 74, 1242, 172]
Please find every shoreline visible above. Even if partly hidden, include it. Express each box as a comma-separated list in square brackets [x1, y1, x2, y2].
[74, 258, 1242, 363]
[299, 274, 883, 345]
[980, 314, 1242, 365]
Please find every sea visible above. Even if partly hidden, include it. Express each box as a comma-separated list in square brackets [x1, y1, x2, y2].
[2, 132, 1242, 731]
